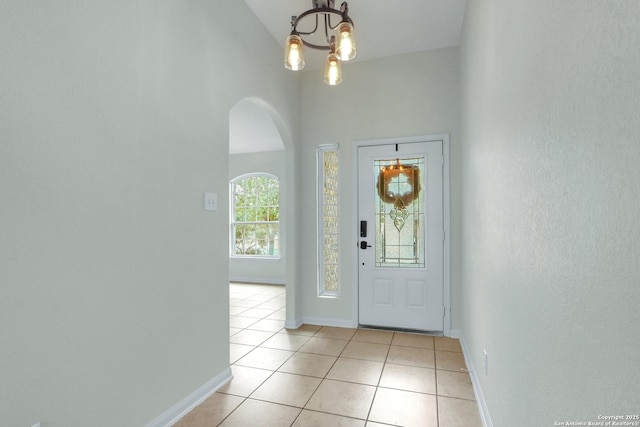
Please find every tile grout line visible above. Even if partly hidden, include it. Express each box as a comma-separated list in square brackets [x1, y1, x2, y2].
[289, 326, 337, 426]
[301, 327, 378, 425]
[363, 331, 395, 424]
[434, 342, 441, 427]
[219, 288, 289, 426]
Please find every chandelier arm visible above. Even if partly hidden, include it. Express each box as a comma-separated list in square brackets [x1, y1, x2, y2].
[326, 10, 344, 31]
[324, 14, 332, 45]
[340, 2, 348, 16]
[292, 7, 347, 32]
[300, 40, 332, 51]
[294, 13, 320, 36]
[292, 7, 354, 51]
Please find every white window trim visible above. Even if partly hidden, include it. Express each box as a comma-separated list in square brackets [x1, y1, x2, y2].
[229, 172, 281, 259]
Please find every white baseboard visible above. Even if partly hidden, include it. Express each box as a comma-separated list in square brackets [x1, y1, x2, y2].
[284, 318, 303, 329]
[301, 316, 358, 328]
[145, 367, 233, 427]
[450, 329, 493, 427]
[229, 277, 285, 286]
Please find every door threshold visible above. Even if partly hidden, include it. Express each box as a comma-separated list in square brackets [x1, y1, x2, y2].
[358, 324, 443, 336]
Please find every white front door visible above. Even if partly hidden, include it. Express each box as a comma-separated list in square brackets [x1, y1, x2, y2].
[358, 140, 444, 331]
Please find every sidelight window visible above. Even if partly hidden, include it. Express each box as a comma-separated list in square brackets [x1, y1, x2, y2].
[317, 145, 340, 296]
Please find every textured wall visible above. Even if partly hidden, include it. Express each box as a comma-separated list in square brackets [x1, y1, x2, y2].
[299, 48, 461, 325]
[459, 0, 640, 424]
[0, 1, 298, 425]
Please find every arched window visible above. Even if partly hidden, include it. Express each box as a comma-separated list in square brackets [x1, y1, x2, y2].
[230, 173, 279, 257]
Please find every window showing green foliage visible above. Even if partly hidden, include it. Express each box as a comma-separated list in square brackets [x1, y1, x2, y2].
[231, 174, 279, 256]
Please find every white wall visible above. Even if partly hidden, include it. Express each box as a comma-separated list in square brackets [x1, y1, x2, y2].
[0, 1, 299, 426]
[299, 48, 461, 326]
[459, 1, 640, 424]
[229, 152, 286, 284]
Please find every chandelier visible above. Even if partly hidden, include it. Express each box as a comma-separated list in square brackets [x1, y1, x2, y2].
[284, 0, 357, 85]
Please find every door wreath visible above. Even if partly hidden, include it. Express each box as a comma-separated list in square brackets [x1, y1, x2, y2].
[377, 161, 421, 232]
[376, 162, 421, 208]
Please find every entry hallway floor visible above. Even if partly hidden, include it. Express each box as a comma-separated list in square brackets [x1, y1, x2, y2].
[175, 283, 482, 427]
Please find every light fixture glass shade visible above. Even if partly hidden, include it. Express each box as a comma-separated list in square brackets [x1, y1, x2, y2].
[323, 52, 342, 85]
[335, 21, 356, 61]
[284, 34, 305, 70]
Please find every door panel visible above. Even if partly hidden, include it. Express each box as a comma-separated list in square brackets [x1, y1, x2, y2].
[358, 141, 444, 331]
[406, 280, 427, 309]
[373, 279, 393, 306]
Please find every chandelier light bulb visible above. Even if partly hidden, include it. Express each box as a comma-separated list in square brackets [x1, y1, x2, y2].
[284, 34, 305, 71]
[336, 21, 356, 61]
[323, 52, 342, 86]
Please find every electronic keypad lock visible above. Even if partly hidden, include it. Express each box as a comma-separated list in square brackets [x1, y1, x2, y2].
[360, 221, 367, 237]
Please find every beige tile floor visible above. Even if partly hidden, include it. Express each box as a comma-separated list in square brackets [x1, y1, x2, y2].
[175, 283, 483, 427]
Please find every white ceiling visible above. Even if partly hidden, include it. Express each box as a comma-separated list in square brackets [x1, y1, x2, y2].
[244, 0, 468, 70]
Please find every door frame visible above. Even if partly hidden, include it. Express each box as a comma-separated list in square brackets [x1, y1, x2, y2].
[352, 134, 451, 336]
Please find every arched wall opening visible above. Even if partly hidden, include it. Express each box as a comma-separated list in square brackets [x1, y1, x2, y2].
[228, 97, 300, 327]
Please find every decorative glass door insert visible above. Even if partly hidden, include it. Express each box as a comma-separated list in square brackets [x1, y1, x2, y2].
[374, 157, 425, 268]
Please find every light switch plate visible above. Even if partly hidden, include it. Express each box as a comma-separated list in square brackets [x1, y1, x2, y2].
[204, 192, 217, 211]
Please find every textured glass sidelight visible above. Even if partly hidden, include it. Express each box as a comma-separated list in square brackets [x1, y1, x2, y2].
[318, 146, 340, 295]
[374, 157, 425, 268]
